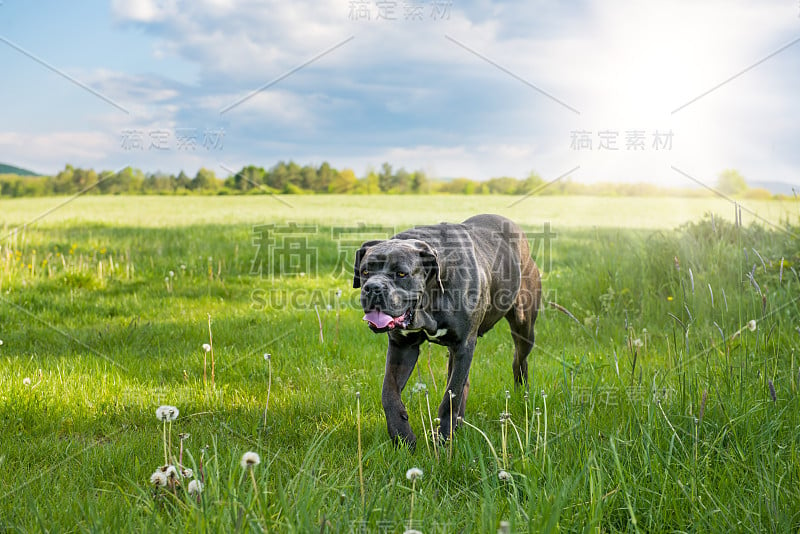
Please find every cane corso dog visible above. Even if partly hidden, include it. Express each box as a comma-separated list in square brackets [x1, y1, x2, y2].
[353, 214, 541, 448]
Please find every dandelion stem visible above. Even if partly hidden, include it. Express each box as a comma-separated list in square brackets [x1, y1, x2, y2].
[249, 468, 262, 513]
[460, 417, 501, 469]
[408, 479, 417, 530]
[162, 419, 168, 466]
[168, 420, 173, 464]
[314, 305, 324, 344]
[418, 394, 431, 456]
[425, 392, 439, 460]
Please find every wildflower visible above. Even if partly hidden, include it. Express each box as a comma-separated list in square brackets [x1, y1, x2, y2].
[202, 343, 211, 352]
[187, 479, 203, 495]
[23, 377, 31, 386]
[241, 451, 261, 469]
[0, 339, 3, 346]
[411, 382, 427, 394]
[264, 353, 271, 360]
[156, 405, 179, 422]
[164, 465, 180, 481]
[632, 338, 643, 348]
[169, 271, 175, 278]
[182, 468, 193, 479]
[405, 467, 423, 481]
[150, 470, 168, 488]
[667, 296, 673, 302]
[747, 320, 757, 332]
[498, 470, 513, 482]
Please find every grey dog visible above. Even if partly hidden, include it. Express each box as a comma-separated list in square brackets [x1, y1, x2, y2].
[353, 214, 541, 448]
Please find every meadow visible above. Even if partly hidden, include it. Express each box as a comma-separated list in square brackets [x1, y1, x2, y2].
[0, 194, 799, 532]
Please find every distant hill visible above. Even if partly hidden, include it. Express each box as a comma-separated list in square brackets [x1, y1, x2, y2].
[0, 163, 39, 176]
[750, 180, 798, 196]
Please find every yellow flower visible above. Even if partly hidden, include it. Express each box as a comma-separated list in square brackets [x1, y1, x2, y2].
[667, 296, 673, 301]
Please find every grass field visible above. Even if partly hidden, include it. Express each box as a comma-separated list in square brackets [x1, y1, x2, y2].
[1, 195, 799, 532]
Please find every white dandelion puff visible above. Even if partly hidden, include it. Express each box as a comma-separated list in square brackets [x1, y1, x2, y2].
[498, 470, 513, 482]
[202, 343, 211, 352]
[405, 467, 423, 481]
[264, 353, 271, 360]
[181, 468, 193, 479]
[747, 320, 757, 332]
[156, 405, 179, 422]
[240, 451, 261, 469]
[335, 289, 342, 298]
[23, 377, 31, 386]
[169, 270, 175, 278]
[632, 338, 643, 348]
[150, 470, 168, 487]
[164, 465, 180, 480]
[187, 479, 203, 495]
[0, 339, 4, 346]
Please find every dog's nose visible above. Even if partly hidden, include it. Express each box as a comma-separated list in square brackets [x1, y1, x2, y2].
[362, 280, 381, 294]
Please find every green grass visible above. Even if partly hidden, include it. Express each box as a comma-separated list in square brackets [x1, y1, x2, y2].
[0, 195, 799, 532]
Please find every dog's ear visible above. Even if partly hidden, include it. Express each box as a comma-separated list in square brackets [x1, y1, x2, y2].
[410, 240, 444, 293]
[353, 240, 383, 288]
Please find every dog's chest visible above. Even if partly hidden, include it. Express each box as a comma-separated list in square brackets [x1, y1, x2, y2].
[400, 328, 448, 341]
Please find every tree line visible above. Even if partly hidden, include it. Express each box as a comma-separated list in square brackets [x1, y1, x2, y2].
[0, 162, 776, 199]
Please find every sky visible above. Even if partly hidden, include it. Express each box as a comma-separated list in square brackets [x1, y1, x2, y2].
[0, 0, 798, 188]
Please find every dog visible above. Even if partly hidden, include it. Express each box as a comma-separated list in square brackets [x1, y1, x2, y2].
[353, 214, 541, 448]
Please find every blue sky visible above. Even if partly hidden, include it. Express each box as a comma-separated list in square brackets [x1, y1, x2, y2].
[1, 0, 798, 187]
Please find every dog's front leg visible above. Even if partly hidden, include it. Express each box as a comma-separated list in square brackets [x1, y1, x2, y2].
[382, 339, 421, 449]
[438, 338, 476, 442]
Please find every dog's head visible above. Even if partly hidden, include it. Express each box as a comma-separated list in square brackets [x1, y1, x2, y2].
[353, 239, 443, 333]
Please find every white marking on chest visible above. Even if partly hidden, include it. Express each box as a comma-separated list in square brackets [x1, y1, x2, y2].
[399, 328, 448, 339]
[425, 329, 448, 340]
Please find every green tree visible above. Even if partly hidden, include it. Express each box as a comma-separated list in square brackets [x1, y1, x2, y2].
[717, 169, 747, 195]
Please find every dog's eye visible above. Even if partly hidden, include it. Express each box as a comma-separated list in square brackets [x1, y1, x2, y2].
[396, 271, 407, 278]
[361, 269, 369, 276]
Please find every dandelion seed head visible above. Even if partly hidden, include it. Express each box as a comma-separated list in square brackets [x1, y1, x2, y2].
[169, 271, 175, 278]
[240, 451, 261, 469]
[747, 320, 757, 332]
[181, 468, 193, 479]
[326, 304, 332, 311]
[179, 433, 190, 441]
[632, 338, 643, 348]
[156, 405, 179, 422]
[405, 467, 423, 481]
[448, 390, 456, 399]
[335, 289, 342, 298]
[411, 382, 428, 394]
[164, 465, 180, 480]
[150, 470, 168, 487]
[498, 470, 513, 482]
[505, 390, 510, 400]
[264, 353, 271, 361]
[22, 377, 31, 386]
[202, 343, 211, 352]
[187, 479, 203, 495]
[0, 339, 4, 346]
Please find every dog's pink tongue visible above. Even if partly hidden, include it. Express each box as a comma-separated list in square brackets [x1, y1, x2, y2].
[364, 310, 394, 329]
